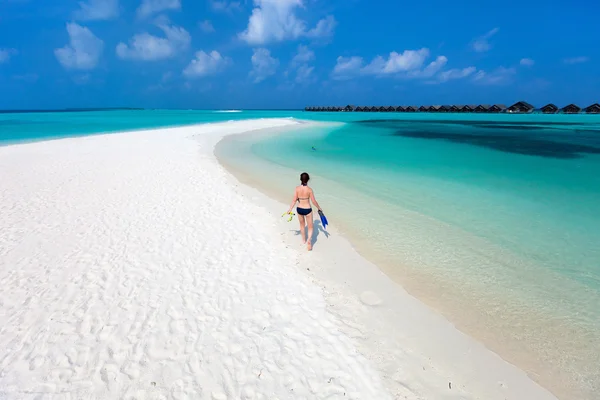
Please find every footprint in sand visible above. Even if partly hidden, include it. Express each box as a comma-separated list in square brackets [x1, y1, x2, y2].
[359, 291, 382, 306]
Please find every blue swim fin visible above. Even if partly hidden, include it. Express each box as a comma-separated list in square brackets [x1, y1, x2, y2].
[318, 210, 328, 230]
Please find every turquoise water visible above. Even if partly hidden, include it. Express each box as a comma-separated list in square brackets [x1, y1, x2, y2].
[0, 109, 297, 145]
[3, 109, 600, 398]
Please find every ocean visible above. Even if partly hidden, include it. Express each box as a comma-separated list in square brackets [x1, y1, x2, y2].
[3, 109, 600, 399]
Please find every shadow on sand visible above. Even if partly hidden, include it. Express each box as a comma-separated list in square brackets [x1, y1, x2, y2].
[290, 218, 330, 249]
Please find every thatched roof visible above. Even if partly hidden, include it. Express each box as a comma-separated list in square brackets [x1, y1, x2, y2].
[540, 103, 558, 113]
[405, 105, 417, 111]
[507, 101, 534, 113]
[584, 103, 600, 113]
[561, 104, 581, 114]
[396, 106, 406, 112]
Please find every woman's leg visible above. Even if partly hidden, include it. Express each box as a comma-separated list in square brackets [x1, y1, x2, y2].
[297, 214, 306, 243]
[306, 212, 314, 250]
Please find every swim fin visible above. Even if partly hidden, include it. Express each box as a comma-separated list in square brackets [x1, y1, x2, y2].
[318, 210, 328, 230]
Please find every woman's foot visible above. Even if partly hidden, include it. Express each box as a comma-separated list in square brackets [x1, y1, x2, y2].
[307, 241, 312, 251]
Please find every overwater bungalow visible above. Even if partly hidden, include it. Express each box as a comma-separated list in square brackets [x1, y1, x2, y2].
[540, 104, 558, 114]
[506, 101, 534, 113]
[385, 106, 395, 112]
[368, 106, 377, 112]
[396, 106, 406, 112]
[440, 105, 451, 112]
[475, 104, 491, 113]
[416, 105, 427, 112]
[461, 105, 477, 112]
[405, 106, 418, 112]
[585, 103, 600, 114]
[430, 105, 442, 112]
[561, 104, 581, 114]
[489, 104, 506, 113]
[375, 106, 384, 112]
[354, 106, 363, 112]
[449, 105, 462, 113]
[344, 105, 355, 112]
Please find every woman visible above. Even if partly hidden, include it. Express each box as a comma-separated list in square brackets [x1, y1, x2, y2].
[286, 172, 322, 251]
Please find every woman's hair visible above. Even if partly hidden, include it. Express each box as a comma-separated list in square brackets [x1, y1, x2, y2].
[300, 172, 310, 186]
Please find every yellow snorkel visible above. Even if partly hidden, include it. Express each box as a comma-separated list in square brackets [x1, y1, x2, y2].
[282, 212, 295, 222]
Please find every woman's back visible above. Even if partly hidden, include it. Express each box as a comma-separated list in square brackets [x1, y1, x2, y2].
[296, 185, 312, 208]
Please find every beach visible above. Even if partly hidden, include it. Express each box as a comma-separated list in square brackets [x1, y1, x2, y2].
[0, 118, 560, 399]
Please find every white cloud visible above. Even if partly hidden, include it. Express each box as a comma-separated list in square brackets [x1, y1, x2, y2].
[520, 58, 534, 66]
[417, 56, 448, 77]
[239, 0, 336, 45]
[137, 0, 181, 19]
[210, 0, 242, 12]
[55, 23, 104, 70]
[363, 48, 431, 75]
[199, 20, 215, 33]
[116, 23, 190, 61]
[472, 66, 516, 85]
[75, 0, 119, 20]
[563, 56, 589, 65]
[331, 56, 364, 80]
[285, 45, 316, 85]
[435, 66, 476, 83]
[183, 50, 230, 78]
[306, 15, 336, 40]
[331, 49, 475, 84]
[332, 48, 437, 79]
[0, 48, 17, 64]
[250, 48, 279, 83]
[290, 45, 314, 68]
[471, 28, 499, 52]
[295, 64, 314, 83]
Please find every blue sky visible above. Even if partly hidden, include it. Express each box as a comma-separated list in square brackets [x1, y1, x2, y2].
[1, 0, 599, 110]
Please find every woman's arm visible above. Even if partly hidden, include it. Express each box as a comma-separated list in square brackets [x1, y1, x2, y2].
[286, 189, 297, 213]
[310, 190, 322, 211]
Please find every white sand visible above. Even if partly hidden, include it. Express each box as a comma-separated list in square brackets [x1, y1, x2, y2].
[0, 119, 558, 400]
